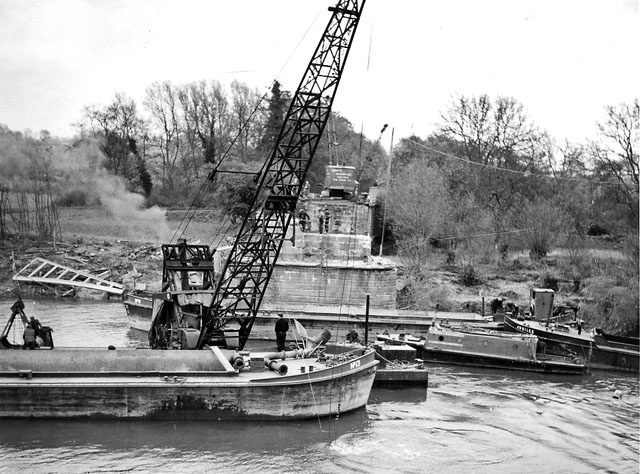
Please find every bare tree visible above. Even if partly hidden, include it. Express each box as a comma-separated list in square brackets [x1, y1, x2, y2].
[80, 93, 145, 180]
[144, 81, 182, 190]
[439, 94, 536, 168]
[438, 94, 545, 239]
[386, 160, 452, 263]
[230, 80, 265, 161]
[589, 99, 639, 221]
[179, 80, 231, 166]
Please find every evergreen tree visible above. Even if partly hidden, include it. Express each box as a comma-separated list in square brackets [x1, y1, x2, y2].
[259, 80, 289, 155]
[136, 155, 153, 197]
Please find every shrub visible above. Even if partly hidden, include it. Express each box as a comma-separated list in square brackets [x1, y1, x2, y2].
[581, 276, 639, 337]
[587, 222, 609, 236]
[146, 187, 191, 208]
[518, 200, 564, 260]
[622, 233, 639, 276]
[541, 273, 559, 291]
[56, 189, 90, 207]
[396, 269, 454, 311]
[565, 233, 587, 267]
[497, 241, 509, 261]
[460, 264, 482, 286]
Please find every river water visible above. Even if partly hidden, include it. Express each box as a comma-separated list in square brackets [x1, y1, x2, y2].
[0, 298, 638, 474]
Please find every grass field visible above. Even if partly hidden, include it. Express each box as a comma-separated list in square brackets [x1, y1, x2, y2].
[57, 207, 236, 245]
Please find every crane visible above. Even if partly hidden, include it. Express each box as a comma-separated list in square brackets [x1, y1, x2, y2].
[197, 0, 366, 350]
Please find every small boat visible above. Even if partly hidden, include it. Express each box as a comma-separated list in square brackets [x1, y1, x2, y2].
[504, 314, 639, 373]
[0, 301, 377, 420]
[370, 340, 429, 387]
[0, 300, 54, 350]
[377, 321, 586, 375]
[503, 287, 639, 373]
[122, 290, 154, 332]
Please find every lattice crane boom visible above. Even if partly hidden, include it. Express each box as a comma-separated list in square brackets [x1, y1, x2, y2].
[198, 0, 366, 349]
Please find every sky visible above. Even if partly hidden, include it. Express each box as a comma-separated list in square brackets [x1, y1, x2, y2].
[0, 0, 638, 145]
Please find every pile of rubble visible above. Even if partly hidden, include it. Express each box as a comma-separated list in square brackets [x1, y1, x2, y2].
[1, 239, 163, 298]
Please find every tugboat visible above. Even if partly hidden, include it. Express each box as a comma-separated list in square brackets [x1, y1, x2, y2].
[505, 288, 639, 373]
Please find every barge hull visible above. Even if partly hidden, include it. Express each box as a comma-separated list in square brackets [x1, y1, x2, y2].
[0, 349, 377, 420]
[420, 349, 585, 375]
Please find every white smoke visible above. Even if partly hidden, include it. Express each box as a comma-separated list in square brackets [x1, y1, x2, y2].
[57, 139, 173, 243]
[93, 166, 172, 243]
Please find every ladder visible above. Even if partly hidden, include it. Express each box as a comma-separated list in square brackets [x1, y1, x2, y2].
[12, 257, 125, 296]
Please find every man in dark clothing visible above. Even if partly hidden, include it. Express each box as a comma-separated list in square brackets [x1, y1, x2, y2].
[275, 313, 289, 351]
[30, 317, 42, 338]
[23, 324, 38, 349]
[490, 297, 504, 315]
[299, 209, 310, 232]
[323, 207, 331, 233]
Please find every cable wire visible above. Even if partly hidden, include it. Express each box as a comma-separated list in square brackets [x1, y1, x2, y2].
[404, 137, 622, 187]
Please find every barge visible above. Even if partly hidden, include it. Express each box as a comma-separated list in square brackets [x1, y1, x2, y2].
[378, 321, 586, 375]
[0, 333, 377, 420]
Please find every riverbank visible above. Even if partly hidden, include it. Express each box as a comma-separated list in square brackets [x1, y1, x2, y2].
[0, 206, 628, 319]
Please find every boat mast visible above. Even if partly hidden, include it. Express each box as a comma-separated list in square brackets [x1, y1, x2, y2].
[198, 0, 367, 350]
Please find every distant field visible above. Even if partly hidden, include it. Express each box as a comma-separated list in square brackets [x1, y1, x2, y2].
[511, 247, 627, 261]
[57, 207, 236, 245]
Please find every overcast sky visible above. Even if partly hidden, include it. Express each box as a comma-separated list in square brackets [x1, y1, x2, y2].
[0, 0, 638, 144]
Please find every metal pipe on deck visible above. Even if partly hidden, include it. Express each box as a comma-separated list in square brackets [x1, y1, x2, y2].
[263, 348, 307, 375]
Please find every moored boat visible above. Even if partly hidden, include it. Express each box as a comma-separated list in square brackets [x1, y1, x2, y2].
[0, 300, 54, 350]
[122, 290, 154, 332]
[378, 321, 586, 375]
[0, 342, 377, 420]
[504, 314, 639, 373]
[503, 287, 639, 373]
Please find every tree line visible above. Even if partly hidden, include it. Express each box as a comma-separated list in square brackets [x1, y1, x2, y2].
[382, 95, 638, 336]
[385, 96, 638, 259]
[71, 79, 385, 212]
[0, 84, 637, 335]
[1, 86, 636, 252]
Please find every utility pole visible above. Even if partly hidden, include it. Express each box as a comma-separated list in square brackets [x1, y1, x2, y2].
[378, 127, 394, 257]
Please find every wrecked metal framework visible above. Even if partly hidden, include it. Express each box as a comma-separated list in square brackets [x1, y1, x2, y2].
[160, 241, 216, 292]
[198, 0, 366, 349]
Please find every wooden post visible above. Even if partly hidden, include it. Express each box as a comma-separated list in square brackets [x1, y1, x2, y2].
[364, 294, 370, 346]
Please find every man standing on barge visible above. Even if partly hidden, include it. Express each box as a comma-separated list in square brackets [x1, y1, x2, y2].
[275, 313, 289, 351]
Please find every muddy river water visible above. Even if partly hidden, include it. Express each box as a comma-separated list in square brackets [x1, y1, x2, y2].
[0, 298, 637, 474]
